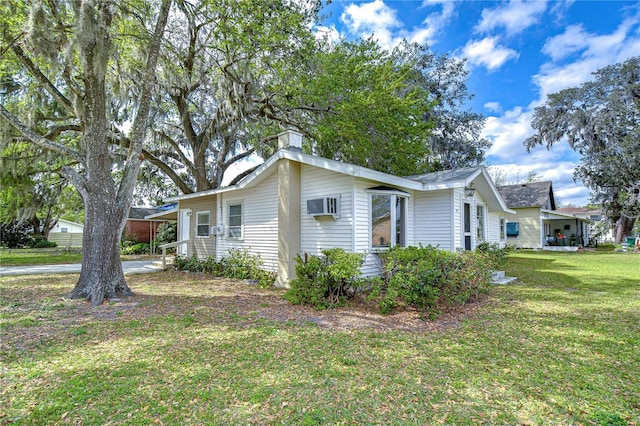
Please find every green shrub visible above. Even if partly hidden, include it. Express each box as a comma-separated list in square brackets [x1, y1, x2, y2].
[375, 245, 493, 318]
[174, 249, 275, 288]
[152, 222, 177, 252]
[120, 242, 150, 255]
[28, 235, 57, 248]
[475, 241, 509, 268]
[284, 248, 364, 310]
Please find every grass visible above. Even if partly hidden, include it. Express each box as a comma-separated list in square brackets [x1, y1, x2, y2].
[0, 248, 83, 266]
[1, 250, 639, 425]
[0, 247, 156, 266]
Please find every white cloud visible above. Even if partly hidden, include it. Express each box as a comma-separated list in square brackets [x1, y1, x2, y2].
[483, 101, 502, 113]
[313, 24, 341, 43]
[339, 0, 456, 50]
[475, 0, 547, 36]
[541, 24, 589, 61]
[483, 107, 533, 159]
[535, 15, 640, 100]
[413, 0, 456, 44]
[462, 37, 519, 71]
[340, 0, 401, 49]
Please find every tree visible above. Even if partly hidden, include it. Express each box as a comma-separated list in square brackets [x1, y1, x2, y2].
[525, 57, 640, 242]
[141, 0, 321, 193]
[284, 38, 435, 176]
[0, 0, 171, 305]
[395, 42, 491, 171]
[0, 142, 82, 240]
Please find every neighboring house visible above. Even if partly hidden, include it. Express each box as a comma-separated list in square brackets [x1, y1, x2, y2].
[160, 130, 514, 287]
[125, 206, 174, 244]
[48, 219, 84, 247]
[497, 182, 591, 249]
[556, 206, 614, 243]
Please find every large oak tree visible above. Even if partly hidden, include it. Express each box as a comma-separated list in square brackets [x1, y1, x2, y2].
[525, 57, 640, 242]
[0, 0, 171, 305]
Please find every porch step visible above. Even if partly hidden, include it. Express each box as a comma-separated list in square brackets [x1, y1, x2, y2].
[146, 257, 175, 271]
[491, 270, 517, 285]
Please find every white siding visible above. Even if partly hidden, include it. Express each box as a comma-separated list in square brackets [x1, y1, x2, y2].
[217, 172, 279, 271]
[51, 220, 84, 234]
[179, 195, 217, 258]
[300, 165, 354, 255]
[414, 189, 454, 251]
[487, 212, 507, 247]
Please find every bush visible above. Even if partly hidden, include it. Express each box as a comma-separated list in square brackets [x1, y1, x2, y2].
[121, 242, 150, 255]
[152, 222, 177, 251]
[0, 222, 32, 248]
[284, 248, 364, 309]
[174, 249, 275, 288]
[375, 245, 494, 318]
[28, 235, 58, 248]
[475, 241, 509, 268]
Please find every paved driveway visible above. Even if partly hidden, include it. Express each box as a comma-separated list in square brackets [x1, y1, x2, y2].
[0, 260, 159, 277]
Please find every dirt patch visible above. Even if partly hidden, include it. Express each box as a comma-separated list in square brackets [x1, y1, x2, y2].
[1, 272, 488, 353]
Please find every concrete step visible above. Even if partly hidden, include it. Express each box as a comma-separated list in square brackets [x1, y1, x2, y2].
[491, 270, 516, 285]
[492, 271, 505, 280]
[492, 276, 517, 285]
[145, 257, 175, 271]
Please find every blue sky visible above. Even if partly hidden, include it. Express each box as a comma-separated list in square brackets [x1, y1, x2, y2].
[312, 0, 640, 206]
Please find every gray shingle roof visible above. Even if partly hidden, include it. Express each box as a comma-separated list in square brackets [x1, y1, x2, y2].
[128, 207, 164, 220]
[406, 166, 482, 185]
[497, 181, 555, 209]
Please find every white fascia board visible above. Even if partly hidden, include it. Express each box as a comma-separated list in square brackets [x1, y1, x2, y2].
[541, 209, 590, 221]
[144, 208, 178, 220]
[280, 150, 424, 191]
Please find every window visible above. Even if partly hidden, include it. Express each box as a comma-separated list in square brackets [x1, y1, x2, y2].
[196, 211, 210, 237]
[228, 203, 243, 239]
[500, 218, 505, 240]
[506, 222, 519, 237]
[61, 227, 68, 233]
[371, 193, 407, 249]
[476, 205, 485, 242]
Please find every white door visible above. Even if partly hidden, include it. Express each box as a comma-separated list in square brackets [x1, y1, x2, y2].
[178, 209, 190, 255]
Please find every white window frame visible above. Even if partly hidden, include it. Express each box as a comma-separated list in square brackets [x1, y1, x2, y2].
[476, 204, 485, 242]
[227, 202, 243, 240]
[368, 190, 409, 250]
[500, 218, 506, 240]
[196, 211, 210, 238]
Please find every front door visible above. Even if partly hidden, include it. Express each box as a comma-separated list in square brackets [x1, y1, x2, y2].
[178, 209, 190, 255]
[463, 202, 471, 250]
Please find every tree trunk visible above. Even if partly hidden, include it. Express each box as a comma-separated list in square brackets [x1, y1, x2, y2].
[614, 214, 636, 243]
[68, 195, 132, 305]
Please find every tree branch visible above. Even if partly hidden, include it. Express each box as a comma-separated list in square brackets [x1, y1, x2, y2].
[11, 44, 75, 115]
[117, 0, 172, 206]
[0, 104, 82, 161]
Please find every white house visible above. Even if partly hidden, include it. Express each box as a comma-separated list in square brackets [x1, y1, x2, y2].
[48, 219, 84, 247]
[156, 130, 514, 286]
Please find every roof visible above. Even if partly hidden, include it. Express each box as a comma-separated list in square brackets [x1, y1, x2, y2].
[164, 149, 513, 214]
[556, 207, 600, 214]
[128, 207, 165, 220]
[497, 181, 555, 209]
[57, 218, 84, 227]
[407, 167, 483, 188]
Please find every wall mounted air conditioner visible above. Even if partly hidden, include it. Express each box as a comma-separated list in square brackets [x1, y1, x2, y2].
[210, 225, 224, 236]
[307, 196, 340, 219]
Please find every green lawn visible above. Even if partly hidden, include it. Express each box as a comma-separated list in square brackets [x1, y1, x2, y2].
[1, 250, 639, 425]
[0, 248, 83, 266]
[0, 248, 155, 266]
